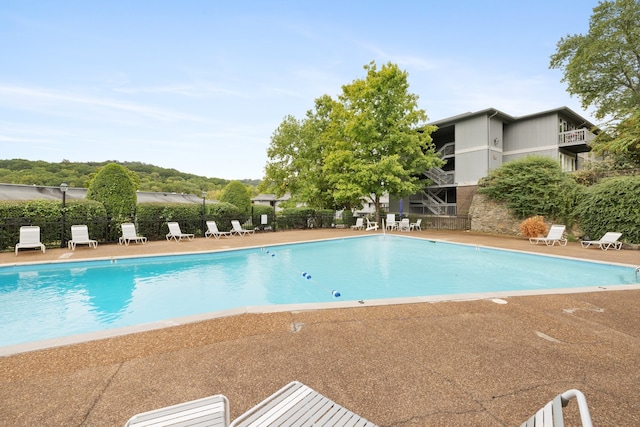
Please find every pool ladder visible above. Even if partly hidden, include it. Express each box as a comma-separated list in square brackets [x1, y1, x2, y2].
[635, 266, 640, 279]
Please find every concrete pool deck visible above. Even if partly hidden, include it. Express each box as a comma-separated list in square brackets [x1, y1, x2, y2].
[1, 229, 640, 425]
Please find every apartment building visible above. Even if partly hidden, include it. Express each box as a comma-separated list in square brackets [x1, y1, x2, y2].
[397, 106, 597, 216]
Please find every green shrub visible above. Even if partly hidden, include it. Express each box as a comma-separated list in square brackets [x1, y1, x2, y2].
[478, 155, 580, 224]
[220, 181, 251, 215]
[86, 163, 137, 221]
[576, 176, 640, 243]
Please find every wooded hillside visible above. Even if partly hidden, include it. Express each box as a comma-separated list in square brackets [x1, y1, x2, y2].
[0, 159, 261, 196]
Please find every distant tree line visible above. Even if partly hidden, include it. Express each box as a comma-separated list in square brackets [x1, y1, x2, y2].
[0, 159, 261, 198]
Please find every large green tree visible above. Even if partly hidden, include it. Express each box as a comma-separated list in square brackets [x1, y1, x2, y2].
[86, 163, 138, 220]
[550, 0, 640, 164]
[550, 0, 640, 120]
[262, 96, 337, 209]
[263, 61, 443, 219]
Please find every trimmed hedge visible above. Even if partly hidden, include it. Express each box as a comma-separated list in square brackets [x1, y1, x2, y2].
[0, 199, 107, 250]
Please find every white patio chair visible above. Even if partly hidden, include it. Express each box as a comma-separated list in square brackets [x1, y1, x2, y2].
[580, 232, 622, 251]
[529, 225, 567, 246]
[230, 381, 377, 426]
[205, 221, 232, 239]
[119, 223, 147, 246]
[125, 395, 229, 427]
[231, 220, 255, 236]
[520, 389, 593, 427]
[166, 222, 194, 241]
[350, 217, 364, 230]
[68, 225, 98, 250]
[15, 225, 46, 255]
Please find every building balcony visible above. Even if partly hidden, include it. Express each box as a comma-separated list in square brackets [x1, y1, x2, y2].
[558, 129, 595, 153]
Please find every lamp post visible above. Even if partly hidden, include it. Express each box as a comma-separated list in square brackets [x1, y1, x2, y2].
[201, 191, 207, 237]
[60, 183, 68, 248]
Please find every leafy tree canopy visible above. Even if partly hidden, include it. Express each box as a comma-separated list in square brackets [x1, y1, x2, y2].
[263, 61, 443, 219]
[589, 107, 640, 165]
[549, 0, 640, 121]
[550, 0, 640, 166]
[86, 163, 138, 220]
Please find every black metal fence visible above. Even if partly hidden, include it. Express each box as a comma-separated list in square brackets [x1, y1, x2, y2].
[1, 213, 471, 252]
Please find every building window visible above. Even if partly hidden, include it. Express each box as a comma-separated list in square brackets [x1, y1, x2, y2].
[559, 152, 576, 172]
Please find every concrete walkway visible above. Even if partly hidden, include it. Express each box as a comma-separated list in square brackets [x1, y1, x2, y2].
[1, 229, 640, 426]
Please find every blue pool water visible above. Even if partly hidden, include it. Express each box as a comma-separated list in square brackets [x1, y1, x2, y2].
[0, 235, 636, 347]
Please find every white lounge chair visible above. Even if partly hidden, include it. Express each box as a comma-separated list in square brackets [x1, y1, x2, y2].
[15, 225, 46, 255]
[68, 225, 98, 250]
[410, 218, 422, 231]
[581, 232, 622, 251]
[125, 394, 230, 427]
[529, 224, 567, 246]
[119, 223, 147, 246]
[205, 221, 232, 239]
[520, 389, 593, 427]
[231, 220, 255, 236]
[386, 214, 398, 230]
[124, 382, 377, 427]
[399, 218, 410, 232]
[350, 218, 364, 230]
[365, 217, 379, 231]
[166, 222, 194, 241]
[230, 381, 378, 426]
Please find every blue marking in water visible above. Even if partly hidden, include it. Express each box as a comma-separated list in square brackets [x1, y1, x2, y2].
[0, 235, 636, 347]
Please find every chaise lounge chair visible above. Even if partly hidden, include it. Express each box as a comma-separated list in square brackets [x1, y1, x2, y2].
[350, 217, 364, 230]
[68, 225, 98, 250]
[166, 222, 194, 241]
[205, 221, 232, 239]
[231, 220, 255, 236]
[529, 224, 567, 246]
[119, 223, 147, 246]
[230, 381, 377, 426]
[125, 394, 229, 427]
[124, 381, 378, 427]
[520, 389, 593, 427]
[15, 225, 46, 256]
[366, 217, 379, 231]
[580, 232, 622, 251]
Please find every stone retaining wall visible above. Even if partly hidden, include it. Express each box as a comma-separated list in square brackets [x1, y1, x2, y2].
[469, 192, 522, 236]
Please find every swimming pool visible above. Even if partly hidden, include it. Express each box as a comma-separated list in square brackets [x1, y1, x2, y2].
[0, 235, 637, 348]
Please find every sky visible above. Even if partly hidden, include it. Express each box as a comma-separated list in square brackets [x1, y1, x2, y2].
[0, 1, 601, 180]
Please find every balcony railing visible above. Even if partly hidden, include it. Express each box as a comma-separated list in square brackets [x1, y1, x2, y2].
[558, 129, 594, 146]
